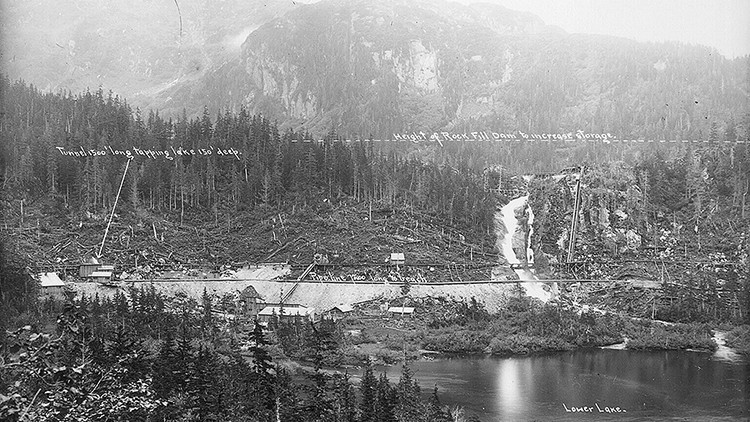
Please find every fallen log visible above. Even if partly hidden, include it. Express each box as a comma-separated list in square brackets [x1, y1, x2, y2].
[264, 235, 304, 261]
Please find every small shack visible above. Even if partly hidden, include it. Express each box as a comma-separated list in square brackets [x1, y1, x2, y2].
[387, 306, 415, 317]
[257, 305, 316, 324]
[324, 304, 353, 321]
[238, 286, 265, 316]
[91, 271, 113, 283]
[390, 253, 405, 266]
[79, 262, 100, 278]
[80, 258, 116, 280]
[38, 272, 65, 299]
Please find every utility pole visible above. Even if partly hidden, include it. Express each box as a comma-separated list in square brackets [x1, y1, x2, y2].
[567, 166, 585, 263]
[98, 158, 132, 258]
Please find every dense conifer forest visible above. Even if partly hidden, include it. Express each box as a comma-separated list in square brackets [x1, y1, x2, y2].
[0, 77, 496, 237]
[0, 282, 463, 421]
[1, 72, 749, 420]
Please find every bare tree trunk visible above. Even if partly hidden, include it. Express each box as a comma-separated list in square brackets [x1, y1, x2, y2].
[742, 179, 748, 219]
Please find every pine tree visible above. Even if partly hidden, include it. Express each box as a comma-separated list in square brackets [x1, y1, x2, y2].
[359, 362, 378, 422]
[688, 150, 707, 226]
[275, 368, 301, 422]
[304, 320, 337, 421]
[395, 363, 422, 422]
[128, 158, 139, 211]
[174, 325, 194, 395]
[106, 322, 147, 382]
[153, 330, 178, 399]
[333, 373, 358, 422]
[188, 345, 223, 420]
[113, 290, 130, 324]
[44, 124, 58, 194]
[200, 287, 213, 339]
[376, 372, 396, 422]
[427, 385, 451, 422]
[250, 319, 274, 375]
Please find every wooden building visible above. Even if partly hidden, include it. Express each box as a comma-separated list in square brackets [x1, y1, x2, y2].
[38, 272, 66, 299]
[238, 286, 265, 316]
[324, 304, 353, 321]
[257, 305, 317, 324]
[91, 271, 113, 283]
[79, 262, 100, 278]
[80, 261, 115, 280]
[387, 306, 415, 317]
[390, 253, 405, 266]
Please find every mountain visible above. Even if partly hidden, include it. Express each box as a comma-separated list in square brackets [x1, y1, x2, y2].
[149, 0, 748, 139]
[0, 0, 297, 104]
[3, 0, 747, 140]
[149, 0, 557, 130]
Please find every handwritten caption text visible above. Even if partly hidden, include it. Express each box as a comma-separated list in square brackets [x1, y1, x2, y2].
[56, 146, 242, 160]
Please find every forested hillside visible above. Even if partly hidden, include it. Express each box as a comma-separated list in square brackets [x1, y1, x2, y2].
[3, 77, 748, 303]
[525, 138, 750, 321]
[0, 77, 500, 270]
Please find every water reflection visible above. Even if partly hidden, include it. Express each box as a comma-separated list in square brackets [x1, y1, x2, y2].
[496, 359, 522, 419]
[375, 349, 748, 421]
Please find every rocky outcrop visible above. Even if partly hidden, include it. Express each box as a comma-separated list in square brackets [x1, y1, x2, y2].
[153, 0, 558, 132]
[147, 0, 744, 140]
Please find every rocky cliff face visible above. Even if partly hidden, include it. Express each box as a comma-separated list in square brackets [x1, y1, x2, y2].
[151, 0, 567, 134]
[150, 0, 746, 140]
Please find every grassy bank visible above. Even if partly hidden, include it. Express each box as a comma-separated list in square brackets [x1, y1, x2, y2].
[625, 321, 716, 351]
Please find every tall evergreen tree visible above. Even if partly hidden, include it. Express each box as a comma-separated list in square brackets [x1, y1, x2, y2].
[376, 372, 396, 422]
[395, 363, 422, 422]
[359, 362, 378, 422]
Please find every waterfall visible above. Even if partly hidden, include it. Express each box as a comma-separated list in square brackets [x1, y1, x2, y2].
[499, 195, 554, 302]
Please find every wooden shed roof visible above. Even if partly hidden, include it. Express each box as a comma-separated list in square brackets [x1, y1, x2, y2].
[38, 272, 65, 288]
[240, 285, 262, 299]
[387, 306, 415, 314]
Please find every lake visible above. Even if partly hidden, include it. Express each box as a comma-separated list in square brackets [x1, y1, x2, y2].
[371, 349, 748, 421]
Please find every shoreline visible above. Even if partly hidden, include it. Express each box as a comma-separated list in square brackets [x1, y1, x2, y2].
[292, 341, 738, 375]
[336, 334, 731, 366]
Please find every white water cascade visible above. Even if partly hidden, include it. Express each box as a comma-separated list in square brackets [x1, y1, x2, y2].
[498, 196, 741, 358]
[712, 331, 742, 362]
[499, 195, 555, 302]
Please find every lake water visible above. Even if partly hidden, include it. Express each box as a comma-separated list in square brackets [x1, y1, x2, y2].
[372, 349, 748, 421]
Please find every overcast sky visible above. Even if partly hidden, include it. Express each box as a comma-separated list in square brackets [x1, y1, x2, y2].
[461, 0, 750, 58]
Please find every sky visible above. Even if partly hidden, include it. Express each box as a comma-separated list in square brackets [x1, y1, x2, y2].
[460, 0, 750, 58]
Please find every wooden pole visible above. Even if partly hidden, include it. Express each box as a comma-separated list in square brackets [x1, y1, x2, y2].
[567, 167, 584, 263]
[98, 158, 131, 258]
